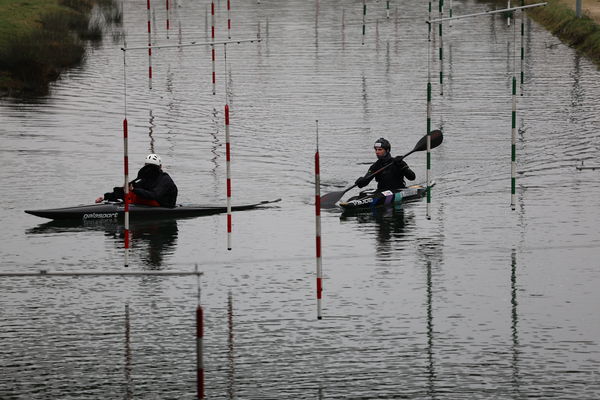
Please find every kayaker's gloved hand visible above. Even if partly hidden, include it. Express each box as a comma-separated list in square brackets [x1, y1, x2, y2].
[355, 176, 368, 188]
[393, 156, 404, 165]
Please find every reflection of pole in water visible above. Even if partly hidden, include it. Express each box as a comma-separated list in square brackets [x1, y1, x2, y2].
[510, 249, 521, 394]
[315, 120, 323, 320]
[210, 107, 220, 177]
[196, 267, 205, 399]
[148, 109, 156, 154]
[227, 291, 235, 399]
[426, 260, 436, 397]
[124, 303, 133, 400]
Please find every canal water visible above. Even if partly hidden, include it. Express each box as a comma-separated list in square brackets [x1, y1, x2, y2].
[1, 0, 599, 398]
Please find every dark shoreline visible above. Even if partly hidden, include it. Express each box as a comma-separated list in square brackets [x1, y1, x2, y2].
[0, 0, 121, 98]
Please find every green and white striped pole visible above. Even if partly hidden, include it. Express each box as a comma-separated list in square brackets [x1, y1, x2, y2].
[511, 18, 517, 210]
[362, 0, 367, 45]
[520, 0, 525, 95]
[428, 0, 432, 41]
[439, 0, 444, 96]
[511, 76, 516, 210]
[449, 0, 453, 27]
[427, 84, 433, 219]
[427, 40, 433, 219]
[386, 0, 390, 19]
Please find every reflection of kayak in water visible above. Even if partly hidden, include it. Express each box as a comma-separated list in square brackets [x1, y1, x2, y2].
[27, 217, 180, 267]
[339, 183, 433, 213]
[25, 198, 282, 221]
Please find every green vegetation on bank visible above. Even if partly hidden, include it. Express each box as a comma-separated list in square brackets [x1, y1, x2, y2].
[526, 0, 600, 66]
[0, 0, 120, 96]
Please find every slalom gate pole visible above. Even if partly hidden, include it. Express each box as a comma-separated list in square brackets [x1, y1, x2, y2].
[122, 50, 130, 267]
[227, 0, 232, 39]
[439, 0, 444, 96]
[224, 44, 232, 250]
[511, 21, 517, 211]
[386, 0, 390, 19]
[426, 39, 432, 220]
[428, 0, 432, 41]
[315, 120, 323, 320]
[211, 0, 216, 95]
[362, 0, 366, 45]
[225, 111, 232, 249]
[520, 0, 525, 95]
[166, 0, 170, 38]
[146, 0, 153, 89]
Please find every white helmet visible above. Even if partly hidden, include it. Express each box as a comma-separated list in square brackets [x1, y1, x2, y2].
[145, 153, 162, 166]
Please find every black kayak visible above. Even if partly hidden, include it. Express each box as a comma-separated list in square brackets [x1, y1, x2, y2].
[25, 199, 282, 221]
[339, 183, 432, 212]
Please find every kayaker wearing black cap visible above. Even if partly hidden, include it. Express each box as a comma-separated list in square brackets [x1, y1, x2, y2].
[354, 138, 416, 191]
[95, 153, 178, 207]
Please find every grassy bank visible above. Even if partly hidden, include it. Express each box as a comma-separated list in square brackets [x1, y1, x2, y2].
[0, 0, 120, 96]
[484, 0, 600, 67]
[525, 0, 600, 66]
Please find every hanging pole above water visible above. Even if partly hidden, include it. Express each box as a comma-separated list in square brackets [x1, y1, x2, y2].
[0, 270, 203, 277]
[121, 38, 260, 51]
[426, 2, 547, 24]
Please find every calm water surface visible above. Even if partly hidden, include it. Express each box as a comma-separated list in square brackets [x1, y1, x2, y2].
[1, 0, 599, 398]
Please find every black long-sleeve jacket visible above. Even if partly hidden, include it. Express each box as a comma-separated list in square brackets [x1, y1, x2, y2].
[361, 153, 416, 191]
[132, 167, 178, 208]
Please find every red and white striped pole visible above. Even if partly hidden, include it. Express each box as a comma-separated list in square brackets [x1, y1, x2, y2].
[225, 103, 232, 250]
[211, 0, 216, 95]
[196, 267, 204, 399]
[146, 0, 153, 89]
[315, 120, 323, 320]
[165, 0, 170, 39]
[121, 47, 130, 267]
[227, 0, 231, 39]
[123, 118, 130, 267]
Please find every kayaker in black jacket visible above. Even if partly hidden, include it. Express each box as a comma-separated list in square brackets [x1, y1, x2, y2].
[95, 154, 178, 207]
[354, 138, 416, 191]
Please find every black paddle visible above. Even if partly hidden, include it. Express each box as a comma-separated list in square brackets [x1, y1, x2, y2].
[320, 130, 443, 208]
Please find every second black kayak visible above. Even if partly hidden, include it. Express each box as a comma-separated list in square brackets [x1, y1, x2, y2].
[339, 183, 432, 212]
[25, 199, 282, 221]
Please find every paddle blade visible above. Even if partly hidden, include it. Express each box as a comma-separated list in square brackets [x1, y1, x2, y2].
[411, 129, 444, 153]
[320, 190, 346, 208]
